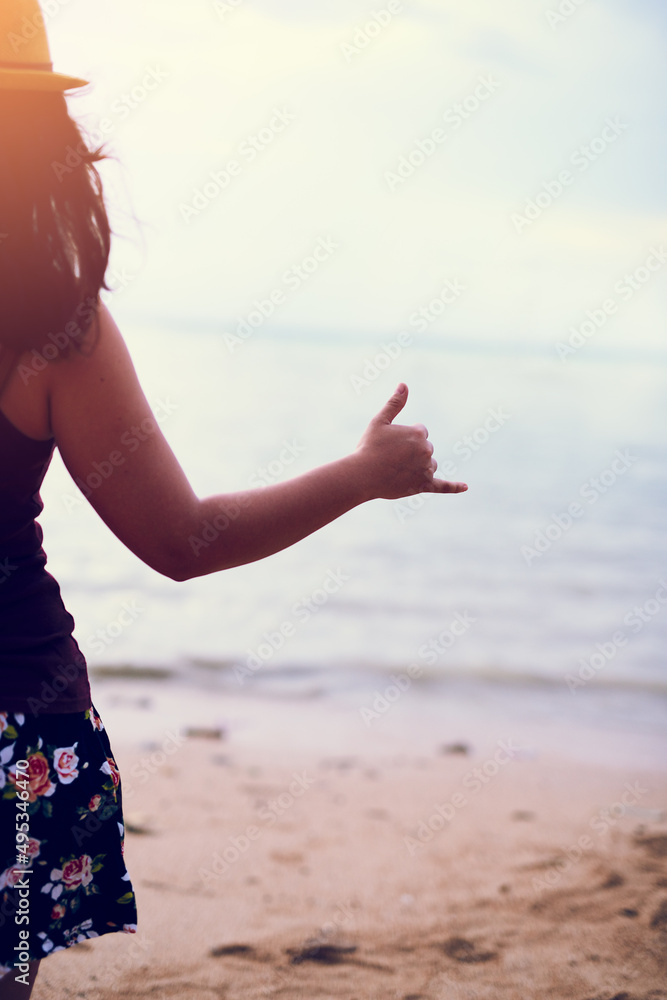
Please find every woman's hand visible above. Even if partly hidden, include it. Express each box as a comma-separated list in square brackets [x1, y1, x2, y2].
[355, 383, 468, 501]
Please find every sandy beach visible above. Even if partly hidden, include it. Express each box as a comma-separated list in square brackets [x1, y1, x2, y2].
[30, 692, 667, 1000]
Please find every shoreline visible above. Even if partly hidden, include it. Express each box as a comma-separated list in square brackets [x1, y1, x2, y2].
[87, 668, 667, 774]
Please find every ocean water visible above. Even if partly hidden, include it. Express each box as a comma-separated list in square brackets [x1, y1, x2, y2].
[22, 0, 665, 766]
[38, 320, 667, 713]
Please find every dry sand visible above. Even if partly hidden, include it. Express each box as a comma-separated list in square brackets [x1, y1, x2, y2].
[31, 726, 667, 1000]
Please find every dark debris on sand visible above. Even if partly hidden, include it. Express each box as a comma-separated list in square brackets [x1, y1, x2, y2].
[287, 942, 358, 965]
[581, 994, 632, 1000]
[439, 742, 471, 755]
[440, 936, 498, 963]
[634, 834, 667, 858]
[601, 872, 625, 889]
[649, 899, 667, 929]
[210, 944, 257, 958]
[581, 993, 667, 1000]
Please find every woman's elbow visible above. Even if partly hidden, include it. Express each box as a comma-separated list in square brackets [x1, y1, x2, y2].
[141, 525, 237, 580]
[163, 562, 193, 583]
[154, 549, 230, 582]
[144, 544, 196, 583]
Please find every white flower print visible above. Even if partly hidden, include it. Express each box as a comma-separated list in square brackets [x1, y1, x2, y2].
[53, 744, 79, 784]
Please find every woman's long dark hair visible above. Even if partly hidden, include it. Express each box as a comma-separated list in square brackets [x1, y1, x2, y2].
[0, 90, 110, 356]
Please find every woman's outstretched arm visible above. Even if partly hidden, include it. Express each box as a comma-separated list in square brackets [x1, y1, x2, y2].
[47, 303, 467, 581]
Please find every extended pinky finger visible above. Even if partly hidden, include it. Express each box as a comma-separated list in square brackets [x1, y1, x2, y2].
[428, 478, 468, 494]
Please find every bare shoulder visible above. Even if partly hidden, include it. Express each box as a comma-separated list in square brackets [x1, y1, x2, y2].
[47, 297, 179, 493]
[0, 302, 133, 440]
[0, 343, 52, 440]
[47, 301, 134, 401]
[47, 300, 155, 441]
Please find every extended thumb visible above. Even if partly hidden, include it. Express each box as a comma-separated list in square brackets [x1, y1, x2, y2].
[375, 383, 408, 424]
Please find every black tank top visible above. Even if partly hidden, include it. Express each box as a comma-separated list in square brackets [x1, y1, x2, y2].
[0, 408, 91, 714]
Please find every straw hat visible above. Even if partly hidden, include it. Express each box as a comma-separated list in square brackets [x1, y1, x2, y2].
[0, 0, 88, 91]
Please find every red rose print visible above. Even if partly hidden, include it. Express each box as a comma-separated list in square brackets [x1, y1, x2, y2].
[61, 855, 93, 891]
[105, 758, 120, 788]
[0, 867, 26, 890]
[26, 838, 41, 859]
[12, 752, 55, 802]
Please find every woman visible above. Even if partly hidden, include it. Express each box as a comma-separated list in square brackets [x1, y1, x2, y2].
[0, 2, 467, 995]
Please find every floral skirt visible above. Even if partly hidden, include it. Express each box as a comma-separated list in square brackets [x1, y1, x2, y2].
[0, 705, 138, 973]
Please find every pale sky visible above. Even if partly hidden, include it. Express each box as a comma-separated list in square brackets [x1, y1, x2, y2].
[45, 0, 666, 353]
